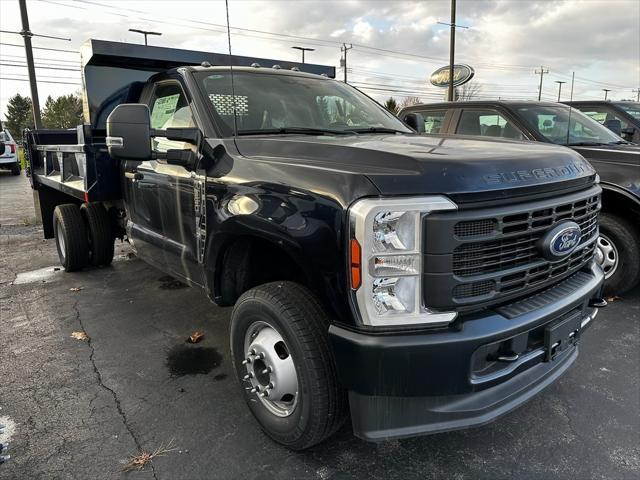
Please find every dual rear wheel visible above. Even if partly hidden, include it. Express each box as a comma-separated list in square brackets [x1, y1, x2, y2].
[53, 203, 114, 271]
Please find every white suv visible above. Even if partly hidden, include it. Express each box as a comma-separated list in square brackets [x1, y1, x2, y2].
[0, 130, 20, 175]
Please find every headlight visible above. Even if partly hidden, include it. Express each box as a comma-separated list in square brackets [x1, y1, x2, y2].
[349, 196, 458, 327]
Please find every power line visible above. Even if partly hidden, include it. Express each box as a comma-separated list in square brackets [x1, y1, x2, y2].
[0, 62, 81, 72]
[0, 76, 81, 85]
[0, 42, 79, 53]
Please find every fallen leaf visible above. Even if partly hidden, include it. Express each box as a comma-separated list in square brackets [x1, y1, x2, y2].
[123, 439, 177, 471]
[71, 331, 89, 341]
[605, 295, 622, 303]
[188, 331, 204, 344]
[69, 287, 83, 292]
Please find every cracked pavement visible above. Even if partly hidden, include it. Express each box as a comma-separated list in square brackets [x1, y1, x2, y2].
[1, 172, 639, 480]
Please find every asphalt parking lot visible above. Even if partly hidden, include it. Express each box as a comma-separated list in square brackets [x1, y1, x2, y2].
[0, 172, 638, 480]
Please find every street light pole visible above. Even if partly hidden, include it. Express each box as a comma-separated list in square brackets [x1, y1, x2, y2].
[555, 80, 566, 102]
[291, 46, 315, 64]
[128, 28, 162, 46]
[602, 89, 611, 100]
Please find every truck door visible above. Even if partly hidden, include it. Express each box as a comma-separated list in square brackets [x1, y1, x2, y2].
[125, 81, 203, 285]
[148, 81, 204, 285]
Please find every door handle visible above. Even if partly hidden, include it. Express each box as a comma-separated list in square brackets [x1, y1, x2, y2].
[125, 171, 144, 180]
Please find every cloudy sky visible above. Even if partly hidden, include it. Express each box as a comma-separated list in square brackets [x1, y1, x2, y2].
[1, 0, 639, 120]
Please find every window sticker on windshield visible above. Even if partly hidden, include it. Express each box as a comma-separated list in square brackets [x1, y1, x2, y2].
[209, 94, 249, 116]
[151, 94, 180, 128]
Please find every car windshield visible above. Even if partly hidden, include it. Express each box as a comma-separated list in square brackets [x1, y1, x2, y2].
[617, 102, 640, 121]
[194, 71, 412, 136]
[516, 104, 623, 145]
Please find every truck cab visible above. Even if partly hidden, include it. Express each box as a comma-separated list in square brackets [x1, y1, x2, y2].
[25, 41, 606, 450]
[400, 100, 640, 296]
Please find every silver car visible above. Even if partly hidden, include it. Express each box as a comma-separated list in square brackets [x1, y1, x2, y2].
[0, 130, 20, 175]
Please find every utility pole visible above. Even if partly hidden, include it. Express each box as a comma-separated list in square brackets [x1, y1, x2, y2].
[633, 89, 640, 102]
[555, 80, 566, 102]
[535, 66, 549, 101]
[3, 2, 71, 130]
[128, 28, 162, 46]
[19, 0, 42, 128]
[340, 43, 352, 83]
[602, 89, 611, 100]
[291, 46, 314, 64]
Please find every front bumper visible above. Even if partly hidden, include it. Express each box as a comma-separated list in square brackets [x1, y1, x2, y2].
[329, 261, 604, 441]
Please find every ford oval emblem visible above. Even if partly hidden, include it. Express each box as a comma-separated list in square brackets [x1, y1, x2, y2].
[538, 221, 582, 260]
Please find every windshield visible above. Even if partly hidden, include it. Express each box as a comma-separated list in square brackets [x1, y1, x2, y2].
[617, 103, 640, 121]
[195, 71, 412, 136]
[516, 104, 623, 145]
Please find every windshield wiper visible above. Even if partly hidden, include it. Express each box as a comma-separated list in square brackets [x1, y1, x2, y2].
[607, 140, 631, 145]
[345, 127, 409, 134]
[238, 127, 353, 136]
[566, 141, 606, 146]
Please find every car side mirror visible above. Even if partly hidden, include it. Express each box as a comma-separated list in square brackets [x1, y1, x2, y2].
[621, 126, 635, 141]
[403, 113, 425, 133]
[603, 118, 622, 136]
[106, 104, 152, 160]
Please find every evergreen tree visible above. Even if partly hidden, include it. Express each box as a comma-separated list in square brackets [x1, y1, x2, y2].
[383, 97, 399, 115]
[42, 94, 83, 129]
[5, 94, 34, 139]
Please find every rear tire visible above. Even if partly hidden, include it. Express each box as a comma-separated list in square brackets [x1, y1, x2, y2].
[230, 281, 347, 450]
[597, 212, 640, 296]
[53, 204, 89, 272]
[80, 202, 114, 266]
[10, 163, 20, 176]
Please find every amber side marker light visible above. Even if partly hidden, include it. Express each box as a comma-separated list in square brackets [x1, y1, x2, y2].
[350, 238, 362, 289]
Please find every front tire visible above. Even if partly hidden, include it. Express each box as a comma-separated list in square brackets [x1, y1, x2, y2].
[230, 282, 347, 450]
[53, 204, 89, 272]
[597, 213, 640, 295]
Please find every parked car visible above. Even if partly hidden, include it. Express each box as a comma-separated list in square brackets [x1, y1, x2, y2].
[399, 101, 640, 295]
[564, 101, 640, 143]
[25, 40, 606, 449]
[0, 130, 20, 175]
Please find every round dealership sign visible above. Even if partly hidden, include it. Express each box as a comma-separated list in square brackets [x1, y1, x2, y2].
[429, 64, 475, 88]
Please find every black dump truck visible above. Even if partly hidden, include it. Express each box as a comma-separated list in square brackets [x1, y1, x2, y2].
[400, 101, 640, 296]
[25, 40, 606, 449]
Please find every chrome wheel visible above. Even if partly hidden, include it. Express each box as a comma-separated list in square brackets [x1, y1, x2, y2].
[56, 221, 66, 261]
[242, 321, 298, 417]
[596, 234, 618, 279]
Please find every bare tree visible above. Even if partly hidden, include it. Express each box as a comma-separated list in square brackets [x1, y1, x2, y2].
[456, 81, 482, 101]
[399, 96, 423, 109]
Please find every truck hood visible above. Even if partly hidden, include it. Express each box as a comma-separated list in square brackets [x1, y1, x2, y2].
[234, 134, 596, 202]
[570, 144, 640, 165]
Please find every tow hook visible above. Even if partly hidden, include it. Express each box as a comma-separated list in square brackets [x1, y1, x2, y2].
[588, 297, 608, 308]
